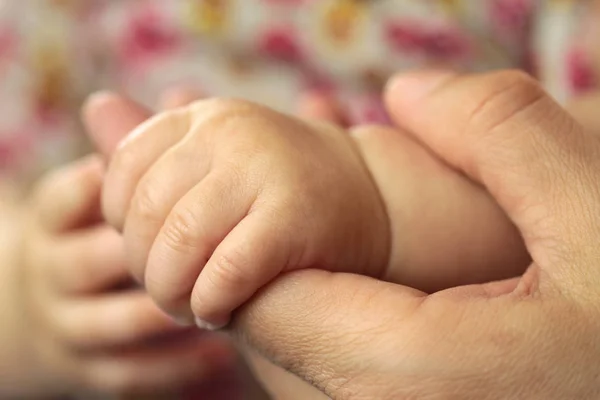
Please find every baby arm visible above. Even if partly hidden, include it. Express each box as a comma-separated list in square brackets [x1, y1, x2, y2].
[351, 124, 529, 294]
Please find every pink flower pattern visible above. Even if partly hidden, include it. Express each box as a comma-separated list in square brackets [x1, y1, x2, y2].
[0, 28, 16, 63]
[0, 0, 595, 181]
[386, 20, 471, 61]
[491, 0, 536, 37]
[119, 5, 183, 70]
[567, 48, 597, 94]
[258, 27, 304, 63]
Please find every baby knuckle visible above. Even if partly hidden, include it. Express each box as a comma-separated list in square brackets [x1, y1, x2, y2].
[111, 143, 141, 177]
[190, 98, 274, 136]
[208, 251, 251, 289]
[161, 207, 203, 254]
[489, 69, 536, 88]
[129, 181, 164, 223]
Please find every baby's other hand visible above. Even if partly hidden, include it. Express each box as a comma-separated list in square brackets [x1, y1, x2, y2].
[103, 99, 390, 329]
[18, 156, 227, 396]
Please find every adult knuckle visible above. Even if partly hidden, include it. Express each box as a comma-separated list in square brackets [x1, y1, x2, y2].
[491, 69, 535, 87]
[467, 70, 545, 135]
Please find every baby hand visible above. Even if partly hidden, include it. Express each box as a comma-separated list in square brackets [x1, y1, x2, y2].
[102, 99, 390, 329]
[17, 156, 220, 396]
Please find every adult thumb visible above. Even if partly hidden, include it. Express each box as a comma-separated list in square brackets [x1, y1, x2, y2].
[385, 70, 600, 289]
[82, 92, 152, 158]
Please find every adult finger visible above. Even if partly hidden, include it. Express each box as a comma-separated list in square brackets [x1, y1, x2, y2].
[582, 2, 600, 78]
[32, 155, 104, 232]
[82, 92, 152, 158]
[232, 268, 526, 399]
[385, 70, 600, 288]
[231, 270, 426, 398]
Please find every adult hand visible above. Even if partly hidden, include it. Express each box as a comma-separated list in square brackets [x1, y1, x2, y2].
[230, 70, 600, 399]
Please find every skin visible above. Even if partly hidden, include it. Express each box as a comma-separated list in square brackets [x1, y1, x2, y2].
[100, 93, 529, 330]
[227, 70, 600, 399]
[0, 155, 237, 397]
[83, 76, 600, 399]
[0, 94, 262, 399]
[83, 90, 350, 400]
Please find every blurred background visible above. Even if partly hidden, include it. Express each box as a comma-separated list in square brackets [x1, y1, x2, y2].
[0, 1, 599, 399]
[0, 0, 596, 191]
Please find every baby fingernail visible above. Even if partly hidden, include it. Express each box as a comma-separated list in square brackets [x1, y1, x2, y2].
[195, 317, 226, 331]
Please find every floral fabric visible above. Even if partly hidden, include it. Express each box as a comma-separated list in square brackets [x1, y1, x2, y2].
[0, 0, 596, 182]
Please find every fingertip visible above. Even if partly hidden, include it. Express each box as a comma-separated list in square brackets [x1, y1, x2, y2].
[83, 90, 121, 116]
[81, 91, 123, 148]
[384, 70, 455, 115]
[195, 316, 228, 332]
[160, 86, 204, 110]
[82, 91, 151, 158]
